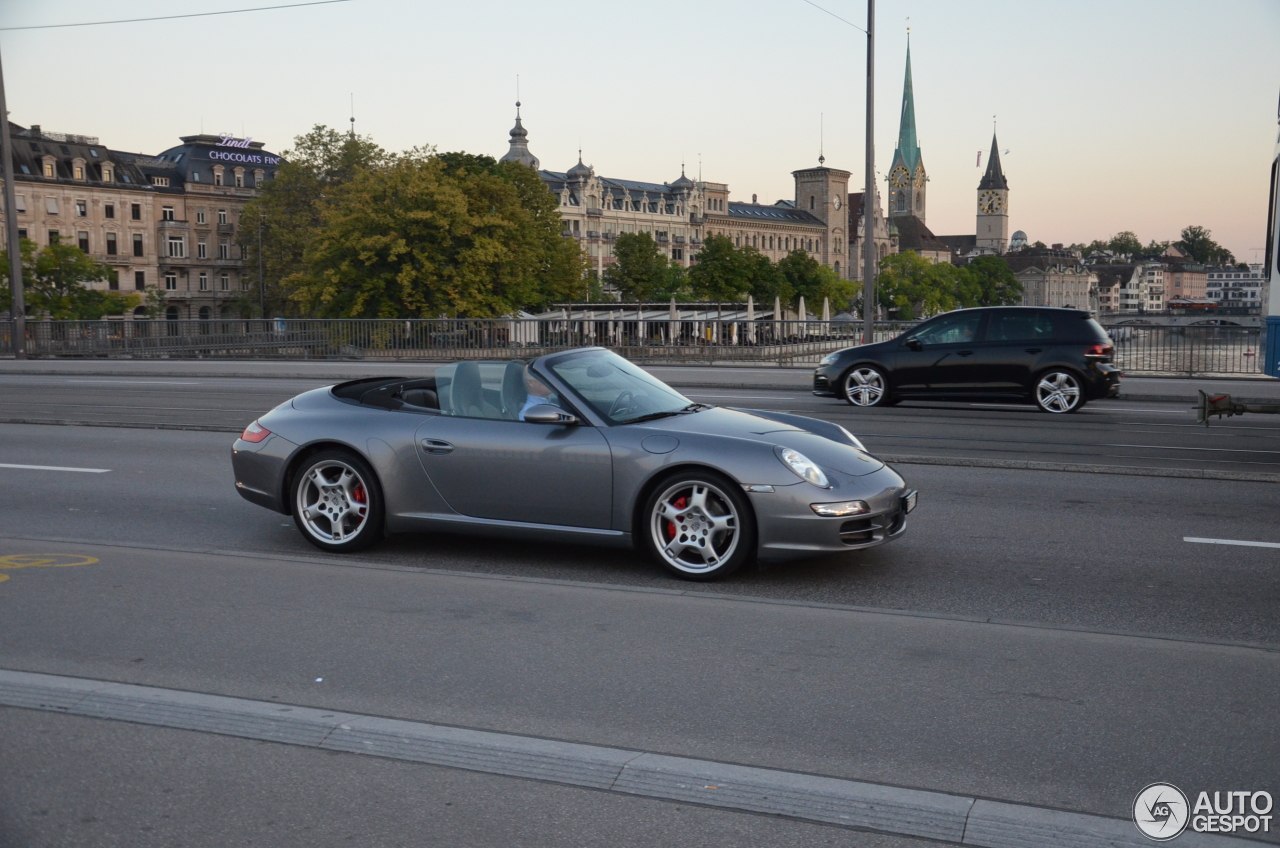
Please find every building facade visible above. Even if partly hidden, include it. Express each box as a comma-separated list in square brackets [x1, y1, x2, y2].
[1206, 263, 1266, 309]
[1, 123, 280, 320]
[1005, 248, 1095, 310]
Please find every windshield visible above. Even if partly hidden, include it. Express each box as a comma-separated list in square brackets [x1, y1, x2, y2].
[545, 349, 693, 424]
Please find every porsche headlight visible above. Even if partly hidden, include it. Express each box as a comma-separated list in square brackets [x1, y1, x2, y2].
[837, 425, 867, 452]
[776, 447, 830, 488]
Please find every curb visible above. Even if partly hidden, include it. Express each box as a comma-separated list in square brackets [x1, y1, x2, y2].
[0, 669, 1259, 848]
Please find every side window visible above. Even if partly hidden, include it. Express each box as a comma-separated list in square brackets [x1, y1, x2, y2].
[435, 361, 556, 421]
[913, 312, 983, 346]
[986, 312, 1056, 342]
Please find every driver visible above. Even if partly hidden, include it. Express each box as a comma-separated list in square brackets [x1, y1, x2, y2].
[519, 367, 561, 421]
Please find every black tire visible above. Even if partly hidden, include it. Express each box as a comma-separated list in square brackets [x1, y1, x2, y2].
[291, 449, 385, 552]
[1034, 369, 1086, 414]
[640, 470, 756, 581]
[841, 365, 893, 408]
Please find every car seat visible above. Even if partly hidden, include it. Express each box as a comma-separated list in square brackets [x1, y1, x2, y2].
[501, 361, 528, 419]
[450, 362, 486, 418]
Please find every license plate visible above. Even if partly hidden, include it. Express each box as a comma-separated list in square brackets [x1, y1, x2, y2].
[902, 490, 918, 514]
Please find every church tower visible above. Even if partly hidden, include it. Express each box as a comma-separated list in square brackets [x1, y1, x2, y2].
[498, 101, 540, 170]
[887, 42, 926, 224]
[975, 133, 1009, 253]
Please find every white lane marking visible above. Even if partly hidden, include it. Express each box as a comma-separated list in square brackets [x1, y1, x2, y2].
[0, 463, 110, 473]
[687, 393, 798, 400]
[64, 379, 202, 385]
[1184, 537, 1280, 549]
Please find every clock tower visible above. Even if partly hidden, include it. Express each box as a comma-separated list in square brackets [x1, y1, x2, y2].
[975, 133, 1009, 253]
[887, 42, 926, 224]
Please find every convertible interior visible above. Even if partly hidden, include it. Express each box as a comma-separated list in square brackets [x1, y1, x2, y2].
[330, 361, 557, 421]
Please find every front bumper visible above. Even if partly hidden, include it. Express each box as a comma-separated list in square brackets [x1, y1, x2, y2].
[812, 366, 838, 397]
[753, 465, 913, 561]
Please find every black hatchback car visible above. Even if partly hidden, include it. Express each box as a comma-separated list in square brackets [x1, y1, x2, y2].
[813, 307, 1121, 413]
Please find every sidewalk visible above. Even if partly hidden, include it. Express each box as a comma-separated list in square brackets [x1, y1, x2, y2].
[0, 358, 1276, 402]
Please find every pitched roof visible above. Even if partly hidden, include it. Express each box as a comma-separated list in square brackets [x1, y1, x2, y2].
[936, 234, 977, 258]
[1004, 248, 1082, 273]
[725, 202, 824, 225]
[978, 133, 1007, 191]
[893, 215, 950, 254]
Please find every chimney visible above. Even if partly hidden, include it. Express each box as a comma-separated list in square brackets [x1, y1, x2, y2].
[752, 193, 758, 204]
[30, 124, 41, 134]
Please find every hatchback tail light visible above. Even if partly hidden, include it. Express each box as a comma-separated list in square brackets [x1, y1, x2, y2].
[1084, 343, 1113, 359]
[240, 420, 271, 443]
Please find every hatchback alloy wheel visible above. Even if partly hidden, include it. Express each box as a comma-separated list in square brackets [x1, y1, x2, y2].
[842, 366, 890, 407]
[1036, 371, 1083, 413]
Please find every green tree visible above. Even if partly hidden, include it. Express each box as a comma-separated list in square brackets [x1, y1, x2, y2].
[1174, 225, 1235, 265]
[687, 235, 753, 302]
[293, 154, 584, 318]
[1107, 231, 1143, 255]
[237, 125, 393, 316]
[957, 255, 1022, 307]
[876, 251, 962, 319]
[778, 249, 857, 311]
[0, 239, 137, 319]
[605, 232, 685, 302]
[1144, 239, 1171, 255]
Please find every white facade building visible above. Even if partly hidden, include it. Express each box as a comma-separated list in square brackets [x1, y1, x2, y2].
[1206, 264, 1266, 309]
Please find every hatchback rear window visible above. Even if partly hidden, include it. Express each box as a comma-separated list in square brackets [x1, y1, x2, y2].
[985, 311, 1055, 342]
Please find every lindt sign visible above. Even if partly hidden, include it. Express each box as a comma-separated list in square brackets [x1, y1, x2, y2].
[217, 133, 254, 148]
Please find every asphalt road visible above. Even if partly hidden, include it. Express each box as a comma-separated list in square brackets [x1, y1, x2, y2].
[1, 373, 1278, 476]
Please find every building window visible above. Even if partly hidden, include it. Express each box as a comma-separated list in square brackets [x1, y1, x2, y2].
[135, 271, 146, 290]
[254, 169, 265, 186]
[213, 169, 224, 186]
[76, 200, 87, 217]
[18, 228, 26, 239]
[151, 176, 170, 187]
[43, 161, 54, 178]
[198, 273, 208, 291]
[167, 236, 185, 257]
[74, 165, 84, 180]
[218, 209, 228, 225]
[219, 241, 230, 259]
[190, 171, 200, 182]
[220, 274, 230, 292]
[45, 197, 59, 215]
[241, 277, 251, 291]
[104, 203, 114, 219]
[106, 233, 117, 255]
[78, 231, 89, 252]
[672, 249, 683, 261]
[162, 206, 175, 221]
[131, 203, 142, 221]
[48, 230, 60, 244]
[234, 171, 244, 187]
[165, 273, 178, 291]
[103, 167, 113, 182]
[133, 234, 144, 257]
[197, 241, 207, 259]
[196, 210, 206, 224]
[108, 271, 119, 291]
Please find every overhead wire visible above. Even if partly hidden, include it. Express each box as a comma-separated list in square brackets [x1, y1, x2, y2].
[0, 0, 353, 32]
[798, 0, 866, 34]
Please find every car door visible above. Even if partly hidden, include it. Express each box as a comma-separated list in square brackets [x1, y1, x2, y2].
[901, 311, 987, 395]
[414, 361, 613, 529]
[972, 310, 1056, 396]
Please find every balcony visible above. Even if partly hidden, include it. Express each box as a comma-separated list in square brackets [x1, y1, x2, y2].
[101, 254, 132, 265]
[213, 257, 240, 266]
[690, 237, 702, 245]
[157, 219, 189, 230]
[586, 231, 601, 239]
[586, 208, 603, 218]
[673, 235, 686, 244]
[656, 234, 670, 244]
[217, 223, 236, 233]
[602, 232, 616, 240]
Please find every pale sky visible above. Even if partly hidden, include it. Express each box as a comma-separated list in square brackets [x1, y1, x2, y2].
[3, 0, 1278, 261]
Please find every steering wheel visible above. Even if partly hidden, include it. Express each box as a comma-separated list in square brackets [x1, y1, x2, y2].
[608, 390, 638, 418]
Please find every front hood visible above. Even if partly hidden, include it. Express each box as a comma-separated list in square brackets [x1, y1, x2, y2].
[638, 407, 885, 477]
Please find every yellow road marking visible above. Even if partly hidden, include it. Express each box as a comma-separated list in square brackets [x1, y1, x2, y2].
[0, 554, 98, 585]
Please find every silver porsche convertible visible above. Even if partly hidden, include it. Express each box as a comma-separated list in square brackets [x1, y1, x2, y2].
[232, 347, 916, 580]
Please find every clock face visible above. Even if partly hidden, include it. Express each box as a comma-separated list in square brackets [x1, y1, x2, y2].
[833, 196, 842, 210]
[978, 191, 1004, 214]
[889, 166, 910, 188]
[913, 166, 926, 189]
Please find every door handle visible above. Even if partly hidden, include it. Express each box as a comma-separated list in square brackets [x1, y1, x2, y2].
[421, 439, 454, 454]
[957, 350, 974, 357]
[1025, 348, 1043, 354]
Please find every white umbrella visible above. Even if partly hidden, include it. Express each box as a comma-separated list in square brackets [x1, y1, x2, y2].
[822, 297, 831, 335]
[746, 295, 756, 344]
[668, 296, 678, 344]
[797, 296, 807, 337]
[773, 296, 782, 343]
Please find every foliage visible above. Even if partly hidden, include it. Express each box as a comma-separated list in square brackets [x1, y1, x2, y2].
[1144, 239, 1171, 255]
[0, 239, 138, 319]
[876, 251, 963, 319]
[777, 249, 858, 311]
[1174, 225, 1235, 265]
[1107, 231, 1143, 255]
[956, 255, 1023, 307]
[292, 155, 584, 318]
[604, 232, 686, 302]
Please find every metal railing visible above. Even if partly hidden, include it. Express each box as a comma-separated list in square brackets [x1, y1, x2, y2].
[0, 318, 1269, 375]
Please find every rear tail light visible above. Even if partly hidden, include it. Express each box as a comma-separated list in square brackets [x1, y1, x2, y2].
[1084, 343, 1113, 359]
[240, 420, 271, 443]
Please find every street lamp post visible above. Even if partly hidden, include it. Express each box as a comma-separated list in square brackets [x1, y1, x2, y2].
[0, 44, 26, 359]
[257, 214, 265, 322]
[861, 0, 876, 346]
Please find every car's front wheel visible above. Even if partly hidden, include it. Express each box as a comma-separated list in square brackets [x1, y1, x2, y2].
[842, 365, 894, 407]
[1035, 370, 1085, 414]
[641, 471, 755, 581]
[291, 449, 385, 552]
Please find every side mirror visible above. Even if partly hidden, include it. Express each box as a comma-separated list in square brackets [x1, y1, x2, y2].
[523, 404, 579, 425]
[904, 336, 922, 351]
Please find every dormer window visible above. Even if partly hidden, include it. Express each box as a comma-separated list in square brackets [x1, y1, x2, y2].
[89, 149, 99, 158]
[73, 159, 86, 180]
[102, 166, 114, 182]
[212, 165, 225, 186]
[151, 175, 170, 187]
[233, 167, 245, 187]
[253, 169, 265, 187]
[42, 158, 55, 178]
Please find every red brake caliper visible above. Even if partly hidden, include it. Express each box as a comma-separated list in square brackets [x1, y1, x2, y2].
[664, 495, 688, 540]
[352, 483, 367, 514]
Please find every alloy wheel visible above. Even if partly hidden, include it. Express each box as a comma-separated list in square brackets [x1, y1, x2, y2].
[843, 367, 887, 407]
[295, 460, 371, 543]
[649, 479, 741, 575]
[1036, 371, 1082, 413]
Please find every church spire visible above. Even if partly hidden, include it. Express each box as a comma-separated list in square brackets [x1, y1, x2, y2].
[896, 41, 920, 172]
[498, 100, 540, 170]
[979, 132, 1007, 190]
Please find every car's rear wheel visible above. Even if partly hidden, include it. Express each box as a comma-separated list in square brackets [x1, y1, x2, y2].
[842, 365, 893, 407]
[1035, 370, 1085, 414]
[292, 449, 385, 552]
[642, 471, 755, 581]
